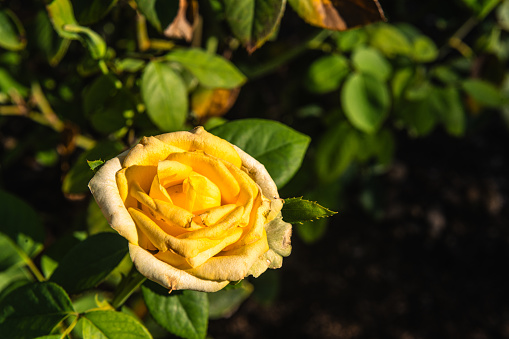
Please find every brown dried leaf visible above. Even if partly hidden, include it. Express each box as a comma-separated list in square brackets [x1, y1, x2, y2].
[163, 0, 199, 42]
[288, 0, 385, 31]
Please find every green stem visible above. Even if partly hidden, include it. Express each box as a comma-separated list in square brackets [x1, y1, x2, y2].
[60, 314, 80, 339]
[111, 266, 146, 309]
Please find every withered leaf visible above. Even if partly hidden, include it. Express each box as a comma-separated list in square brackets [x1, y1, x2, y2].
[288, 0, 385, 31]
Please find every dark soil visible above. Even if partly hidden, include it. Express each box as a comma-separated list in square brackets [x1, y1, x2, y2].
[208, 118, 509, 339]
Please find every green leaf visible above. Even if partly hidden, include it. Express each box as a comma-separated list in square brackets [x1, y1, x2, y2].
[0, 282, 74, 339]
[142, 281, 208, 339]
[335, 28, 368, 52]
[352, 46, 392, 81]
[81, 310, 152, 339]
[46, 0, 106, 59]
[0, 190, 44, 258]
[0, 10, 25, 51]
[87, 159, 104, 171]
[498, 0, 509, 31]
[135, 0, 178, 32]
[40, 232, 84, 279]
[208, 282, 253, 320]
[281, 197, 336, 224]
[210, 119, 311, 188]
[141, 61, 188, 131]
[341, 73, 390, 133]
[223, 0, 286, 52]
[306, 54, 350, 93]
[50, 233, 128, 294]
[411, 36, 438, 63]
[32, 10, 70, 65]
[63, 24, 106, 59]
[0, 234, 24, 272]
[315, 122, 358, 183]
[369, 24, 412, 57]
[166, 48, 246, 89]
[71, 0, 118, 25]
[62, 141, 124, 194]
[462, 79, 505, 107]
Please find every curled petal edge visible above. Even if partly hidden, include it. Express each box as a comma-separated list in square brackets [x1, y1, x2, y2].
[88, 150, 141, 245]
[129, 243, 229, 292]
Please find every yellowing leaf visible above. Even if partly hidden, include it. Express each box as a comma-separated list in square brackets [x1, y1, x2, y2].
[288, 0, 385, 31]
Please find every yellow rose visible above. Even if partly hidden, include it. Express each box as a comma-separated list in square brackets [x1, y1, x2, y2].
[89, 127, 291, 292]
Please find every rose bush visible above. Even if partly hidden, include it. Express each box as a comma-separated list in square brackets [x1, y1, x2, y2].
[89, 127, 292, 292]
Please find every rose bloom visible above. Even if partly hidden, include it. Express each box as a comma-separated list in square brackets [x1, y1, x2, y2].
[89, 127, 291, 292]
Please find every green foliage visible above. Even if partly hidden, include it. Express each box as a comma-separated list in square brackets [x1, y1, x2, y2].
[142, 281, 208, 339]
[49, 233, 128, 294]
[166, 49, 247, 89]
[1, 0, 509, 337]
[81, 310, 152, 339]
[0, 282, 74, 339]
[282, 197, 337, 224]
[141, 61, 188, 131]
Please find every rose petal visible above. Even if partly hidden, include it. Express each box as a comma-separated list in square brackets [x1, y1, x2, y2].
[185, 229, 269, 281]
[155, 127, 242, 168]
[129, 243, 229, 292]
[89, 151, 140, 245]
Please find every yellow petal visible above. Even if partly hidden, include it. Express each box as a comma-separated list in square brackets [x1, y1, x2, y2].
[177, 206, 243, 240]
[186, 229, 269, 281]
[155, 127, 242, 168]
[186, 227, 243, 268]
[149, 175, 173, 203]
[155, 250, 190, 269]
[129, 244, 229, 292]
[199, 204, 237, 226]
[157, 160, 192, 187]
[125, 165, 157, 194]
[183, 172, 222, 214]
[123, 136, 185, 167]
[166, 152, 240, 204]
[129, 207, 233, 258]
[115, 168, 138, 208]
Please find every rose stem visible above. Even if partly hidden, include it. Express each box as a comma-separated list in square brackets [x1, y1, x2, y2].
[111, 265, 147, 309]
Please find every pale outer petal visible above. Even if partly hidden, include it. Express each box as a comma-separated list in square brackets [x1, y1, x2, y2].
[88, 150, 140, 245]
[129, 243, 229, 292]
[233, 145, 279, 200]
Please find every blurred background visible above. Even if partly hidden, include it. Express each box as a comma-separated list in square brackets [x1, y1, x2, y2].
[1, 0, 509, 338]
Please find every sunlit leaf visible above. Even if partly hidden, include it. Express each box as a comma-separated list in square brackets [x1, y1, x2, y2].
[223, 0, 286, 53]
[141, 61, 188, 131]
[166, 48, 246, 88]
[81, 310, 152, 339]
